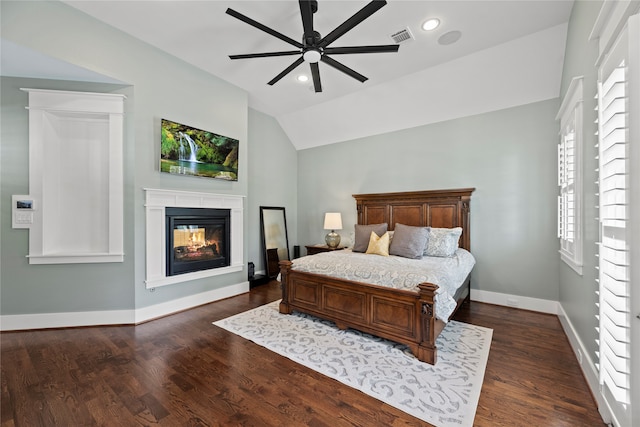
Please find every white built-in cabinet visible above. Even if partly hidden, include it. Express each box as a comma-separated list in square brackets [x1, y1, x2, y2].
[21, 88, 125, 264]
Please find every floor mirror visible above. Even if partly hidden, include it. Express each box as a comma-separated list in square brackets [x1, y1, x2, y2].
[259, 206, 290, 278]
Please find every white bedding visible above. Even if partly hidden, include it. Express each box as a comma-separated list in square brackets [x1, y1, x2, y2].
[289, 248, 476, 321]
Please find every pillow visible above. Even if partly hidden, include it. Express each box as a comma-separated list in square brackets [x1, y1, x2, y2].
[353, 223, 388, 252]
[365, 231, 390, 256]
[424, 227, 462, 257]
[389, 223, 429, 259]
[347, 231, 356, 248]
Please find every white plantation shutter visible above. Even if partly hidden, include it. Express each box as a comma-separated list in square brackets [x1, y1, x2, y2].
[595, 15, 634, 422]
[559, 132, 576, 242]
[597, 60, 631, 404]
[557, 77, 583, 274]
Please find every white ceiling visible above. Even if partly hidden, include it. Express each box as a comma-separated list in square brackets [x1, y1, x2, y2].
[2, 0, 574, 149]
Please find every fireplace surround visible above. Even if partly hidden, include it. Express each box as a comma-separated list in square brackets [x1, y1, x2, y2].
[145, 189, 243, 289]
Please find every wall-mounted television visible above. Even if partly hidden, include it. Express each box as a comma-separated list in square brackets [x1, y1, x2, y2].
[160, 119, 239, 181]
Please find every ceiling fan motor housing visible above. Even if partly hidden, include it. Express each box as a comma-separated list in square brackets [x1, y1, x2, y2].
[304, 30, 322, 48]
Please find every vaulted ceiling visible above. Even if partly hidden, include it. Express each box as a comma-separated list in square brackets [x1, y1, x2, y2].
[1, 1, 574, 149]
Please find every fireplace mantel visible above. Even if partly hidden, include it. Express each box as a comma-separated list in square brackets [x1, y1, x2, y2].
[144, 189, 244, 288]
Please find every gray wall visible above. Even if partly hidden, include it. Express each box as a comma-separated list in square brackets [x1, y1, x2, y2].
[247, 108, 298, 274]
[298, 99, 561, 300]
[557, 0, 603, 364]
[1, 77, 136, 313]
[0, 1, 296, 316]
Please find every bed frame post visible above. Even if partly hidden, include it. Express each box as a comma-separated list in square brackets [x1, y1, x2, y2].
[461, 199, 471, 251]
[417, 282, 439, 365]
[279, 260, 293, 314]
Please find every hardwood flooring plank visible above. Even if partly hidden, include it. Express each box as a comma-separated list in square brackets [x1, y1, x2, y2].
[1, 282, 604, 426]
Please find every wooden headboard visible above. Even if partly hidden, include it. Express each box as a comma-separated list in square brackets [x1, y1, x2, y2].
[352, 188, 475, 251]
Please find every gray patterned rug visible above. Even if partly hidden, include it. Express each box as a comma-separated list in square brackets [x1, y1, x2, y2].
[214, 301, 492, 427]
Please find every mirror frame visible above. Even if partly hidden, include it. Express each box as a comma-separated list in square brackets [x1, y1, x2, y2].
[259, 206, 290, 278]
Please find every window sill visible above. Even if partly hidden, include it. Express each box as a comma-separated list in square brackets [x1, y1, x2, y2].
[560, 251, 583, 275]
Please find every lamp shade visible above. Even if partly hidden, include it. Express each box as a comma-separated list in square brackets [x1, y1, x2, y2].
[323, 212, 342, 230]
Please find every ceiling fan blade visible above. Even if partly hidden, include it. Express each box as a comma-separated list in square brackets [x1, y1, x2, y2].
[226, 8, 303, 49]
[323, 45, 399, 55]
[229, 50, 301, 60]
[319, 0, 387, 48]
[299, 0, 315, 41]
[310, 62, 322, 92]
[321, 55, 368, 83]
[268, 57, 305, 86]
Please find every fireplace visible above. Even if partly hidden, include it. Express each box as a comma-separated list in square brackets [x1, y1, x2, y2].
[165, 207, 230, 276]
[145, 189, 243, 289]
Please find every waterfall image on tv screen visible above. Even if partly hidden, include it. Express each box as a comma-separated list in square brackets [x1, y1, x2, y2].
[160, 119, 239, 181]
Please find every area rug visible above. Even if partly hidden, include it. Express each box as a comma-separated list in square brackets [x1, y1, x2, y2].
[214, 301, 492, 427]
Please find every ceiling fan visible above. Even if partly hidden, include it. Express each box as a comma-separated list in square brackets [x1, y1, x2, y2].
[226, 0, 399, 93]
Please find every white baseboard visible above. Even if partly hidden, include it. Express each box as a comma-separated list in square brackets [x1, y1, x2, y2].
[471, 289, 559, 314]
[1, 286, 553, 331]
[134, 281, 249, 324]
[0, 308, 135, 331]
[557, 303, 612, 425]
[0, 281, 250, 331]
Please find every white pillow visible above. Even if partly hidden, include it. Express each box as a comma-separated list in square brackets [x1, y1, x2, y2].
[424, 227, 462, 257]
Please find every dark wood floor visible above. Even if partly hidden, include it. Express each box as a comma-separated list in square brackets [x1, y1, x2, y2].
[1, 281, 605, 427]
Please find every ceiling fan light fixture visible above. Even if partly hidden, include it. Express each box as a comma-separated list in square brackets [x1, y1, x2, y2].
[303, 49, 322, 63]
[422, 18, 440, 31]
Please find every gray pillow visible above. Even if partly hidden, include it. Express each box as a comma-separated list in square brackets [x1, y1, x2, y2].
[424, 227, 462, 257]
[389, 223, 429, 259]
[353, 223, 388, 252]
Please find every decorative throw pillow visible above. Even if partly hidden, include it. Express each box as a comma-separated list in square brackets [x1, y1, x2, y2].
[424, 227, 462, 257]
[365, 231, 390, 256]
[353, 223, 388, 252]
[389, 223, 429, 259]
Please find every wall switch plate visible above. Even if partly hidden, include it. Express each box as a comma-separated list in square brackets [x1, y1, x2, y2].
[12, 195, 35, 229]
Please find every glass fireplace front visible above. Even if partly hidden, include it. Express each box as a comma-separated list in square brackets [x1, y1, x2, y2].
[165, 207, 230, 276]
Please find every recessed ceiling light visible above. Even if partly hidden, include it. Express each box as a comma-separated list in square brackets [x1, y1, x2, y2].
[296, 75, 309, 83]
[422, 18, 440, 31]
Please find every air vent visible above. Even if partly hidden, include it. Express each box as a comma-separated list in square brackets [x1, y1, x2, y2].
[390, 27, 414, 44]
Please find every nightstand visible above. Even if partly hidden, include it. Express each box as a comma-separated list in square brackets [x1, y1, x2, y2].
[305, 244, 345, 255]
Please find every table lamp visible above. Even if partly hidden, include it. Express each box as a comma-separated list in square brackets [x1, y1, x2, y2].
[323, 212, 342, 248]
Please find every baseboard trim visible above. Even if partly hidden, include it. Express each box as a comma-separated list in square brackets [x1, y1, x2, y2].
[0, 282, 249, 331]
[557, 303, 612, 425]
[471, 289, 559, 314]
[134, 281, 249, 324]
[0, 309, 136, 331]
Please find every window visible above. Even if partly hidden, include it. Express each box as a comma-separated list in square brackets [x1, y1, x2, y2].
[597, 55, 630, 407]
[592, 8, 639, 426]
[556, 77, 583, 274]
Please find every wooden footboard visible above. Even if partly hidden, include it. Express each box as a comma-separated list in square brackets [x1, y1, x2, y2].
[279, 260, 450, 364]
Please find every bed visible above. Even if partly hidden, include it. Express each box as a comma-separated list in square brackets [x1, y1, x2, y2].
[279, 188, 475, 365]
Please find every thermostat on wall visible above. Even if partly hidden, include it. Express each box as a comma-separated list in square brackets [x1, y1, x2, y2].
[12, 195, 35, 228]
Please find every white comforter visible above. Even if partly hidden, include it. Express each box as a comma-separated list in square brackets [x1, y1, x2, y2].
[289, 248, 476, 321]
